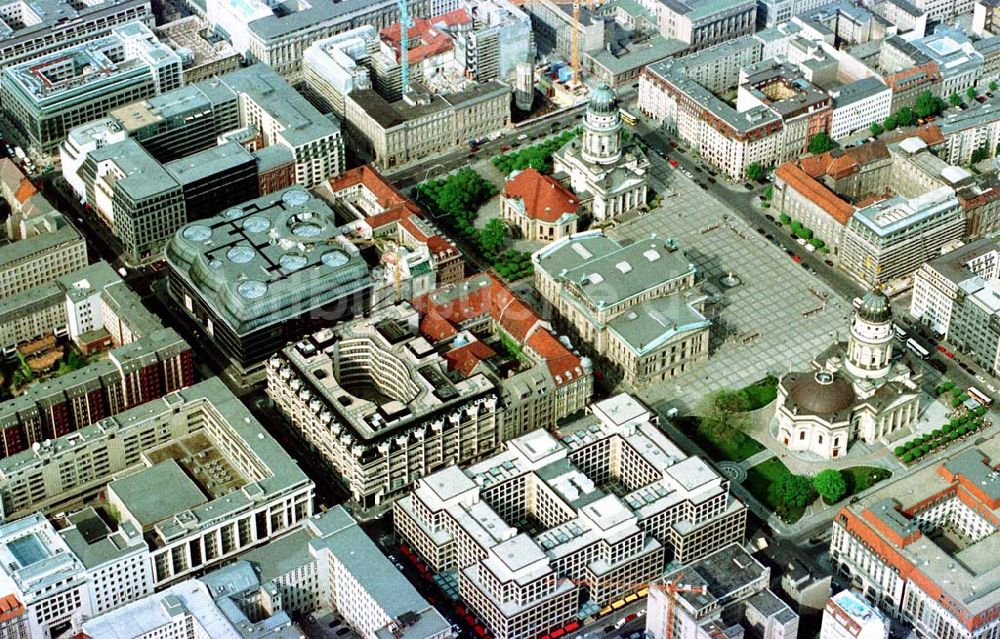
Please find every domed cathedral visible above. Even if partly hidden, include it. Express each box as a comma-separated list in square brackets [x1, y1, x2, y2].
[552, 84, 650, 222]
[775, 289, 922, 459]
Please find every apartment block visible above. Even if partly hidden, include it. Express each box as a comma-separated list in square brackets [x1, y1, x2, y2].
[82, 507, 450, 639]
[0, 22, 182, 156]
[395, 394, 746, 639]
[634, 0, 756, 52]
[0, 217, 86, 300]
[532, 231, 709, 389]
[830, 442, 1000, 639]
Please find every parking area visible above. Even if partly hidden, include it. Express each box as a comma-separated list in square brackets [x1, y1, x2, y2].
[615, 161, 852, 412]
[299, 610, 359, 639]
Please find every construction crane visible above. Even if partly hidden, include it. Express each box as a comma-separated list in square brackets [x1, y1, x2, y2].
[544, 573, 705, 639]
[570, 0, 581, 85]
[398, 0, 412, 93]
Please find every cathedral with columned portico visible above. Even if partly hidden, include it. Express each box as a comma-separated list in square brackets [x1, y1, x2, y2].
[553, 83, 650, 222]
[775, 289, 921, 459]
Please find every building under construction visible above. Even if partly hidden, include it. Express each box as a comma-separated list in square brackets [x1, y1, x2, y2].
[394, 393, 747, 639]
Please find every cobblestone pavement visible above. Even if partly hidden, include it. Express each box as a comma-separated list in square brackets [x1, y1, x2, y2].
[613, 160, 853, 414]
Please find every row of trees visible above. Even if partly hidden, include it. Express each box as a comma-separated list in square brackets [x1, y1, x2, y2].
[870, 90, 948, 136]
[893, 409, 988, 463]
[778, 214, 827, 250]
[491, 129, 580, 175]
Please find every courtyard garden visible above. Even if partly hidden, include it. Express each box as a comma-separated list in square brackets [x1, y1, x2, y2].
[743, 462, 892, 523]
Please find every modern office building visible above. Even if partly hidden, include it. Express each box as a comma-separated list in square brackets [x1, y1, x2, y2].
[0, 377, 313, 638]
[395, 394, 747, 639]
[840, 186, 965, 286]
[81, 506, 451, 639]
[266, 303, 502, 510]
[645, 543, 798, 639]
[910, 238, 1000, 337]
[344, 80, 510, 170]
[830, 78, 892, 141]
[937, 93, 1000, 165]
[821, 591, 890, 639]
[532, 231, 710, 388]
[553, 84, 649, 222]
[0, 0, 154, 80]
[757, 0, 838, 27]
[166, 187, 371, 379]
[830, 441, 1000, 639]
[0, 22, 182, 156]
[0, 377, 314, 572]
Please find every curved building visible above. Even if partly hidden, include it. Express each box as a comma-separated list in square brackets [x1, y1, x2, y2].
[776, 289, 921, 459]
[165, 187, 371, 379]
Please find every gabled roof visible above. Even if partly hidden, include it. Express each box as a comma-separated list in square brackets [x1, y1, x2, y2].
[444, 340, 496, 377]
[503, 168, 579, 224]
[775, 163, 855, 224]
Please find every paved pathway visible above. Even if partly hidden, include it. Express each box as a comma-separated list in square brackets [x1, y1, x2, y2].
[738, 449, 774, 471]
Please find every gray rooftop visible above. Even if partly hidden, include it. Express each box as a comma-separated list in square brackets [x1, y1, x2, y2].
[110, 460, 207, 529]
[349, 81, 509, 130]
[88, 138, 178, 201]
[0, 221, 82, 272]
[832, 77, 890, 108]
[851, 186, 960, 238]
[607, 295, 709, 355]
[164, 141, 254, 185]
[165, 187, 370, 336]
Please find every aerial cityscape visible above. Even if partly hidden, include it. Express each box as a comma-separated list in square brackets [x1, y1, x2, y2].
[2, 0, 1000, 637]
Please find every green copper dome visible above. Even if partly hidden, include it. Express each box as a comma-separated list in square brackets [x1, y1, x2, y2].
[858, 288, 891, 323]
[588, 83, 619, 115]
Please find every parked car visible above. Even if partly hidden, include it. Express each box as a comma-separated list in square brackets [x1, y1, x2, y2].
[824, 259, 834, 267]
[791, 254, 802, 263]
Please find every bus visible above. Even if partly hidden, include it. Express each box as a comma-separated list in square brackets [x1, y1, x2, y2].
[619, 109, 638, 126]
[906, 338, 929, 359]
[853, 297, 863, 310]
[968, 386, 993, 407]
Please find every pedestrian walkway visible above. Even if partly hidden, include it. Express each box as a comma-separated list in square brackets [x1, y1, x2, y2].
[738, 449, 773, 471]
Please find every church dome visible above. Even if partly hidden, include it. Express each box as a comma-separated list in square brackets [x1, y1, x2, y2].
[588, 83, 619, 115]
[858, 288, 891, 323]
[787, 371, 855, 416]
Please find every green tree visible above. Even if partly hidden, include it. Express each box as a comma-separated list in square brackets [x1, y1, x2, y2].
[778, 474, 815, 510]
[813, 469, 847, 504]
[808, 132, 834, 154]
[915, 91, 938, 118]
[884, 115, 898, 131]
[746, 161, 765, 181]
[991, 80, 999, 93]
[972, 144, 991, 164]
[870, 121, 884, 136]
[950, 92, 963, 107]
[699, 390, 751, 440]
[968, 86, 979, 101]
[480, 218, 510, 256]
[779, 213, 791, 225]
[896, 107, 915, 127]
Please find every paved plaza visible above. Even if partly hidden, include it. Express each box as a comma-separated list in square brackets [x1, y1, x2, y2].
[614, 158, 853, 413]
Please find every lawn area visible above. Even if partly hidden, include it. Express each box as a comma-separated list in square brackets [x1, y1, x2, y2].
[841, 466, 891, 496]
[678, 417, 765, 462]
[744, 458, 806, 524]
[739, 375, 778, 410]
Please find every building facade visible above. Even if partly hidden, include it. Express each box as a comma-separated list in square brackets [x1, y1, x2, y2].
[820, 591, 890, 639]
[910, 238, 1000, 337]
[501, 168, 580, 241]
[553, 84, 649, 222]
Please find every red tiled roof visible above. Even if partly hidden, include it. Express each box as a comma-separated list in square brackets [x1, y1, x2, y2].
[525, 330, 583, 385]
[329, 165, 411, 210]
[380, 9, 470, 65]
[444, 340, 496, 377]
[14, 178, 36, 204]
[885, 62, 941, 93]
[774, 163, 854, 224]
[503, 168, 579, 224]
[420, 312, 458, 342]
[0, 595, 24, 623]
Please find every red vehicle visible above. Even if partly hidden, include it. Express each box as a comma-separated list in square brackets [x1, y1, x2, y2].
[565, 622, 580, 632]
[474, 625, 487, 637]
[550, 629, 565, 639]
[791, 254, 802, 263]
[937, 344, 947, 353]
[668, 159, 679, 168]
[946, 350, 956, 359]
[624, 613, 638, 623]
